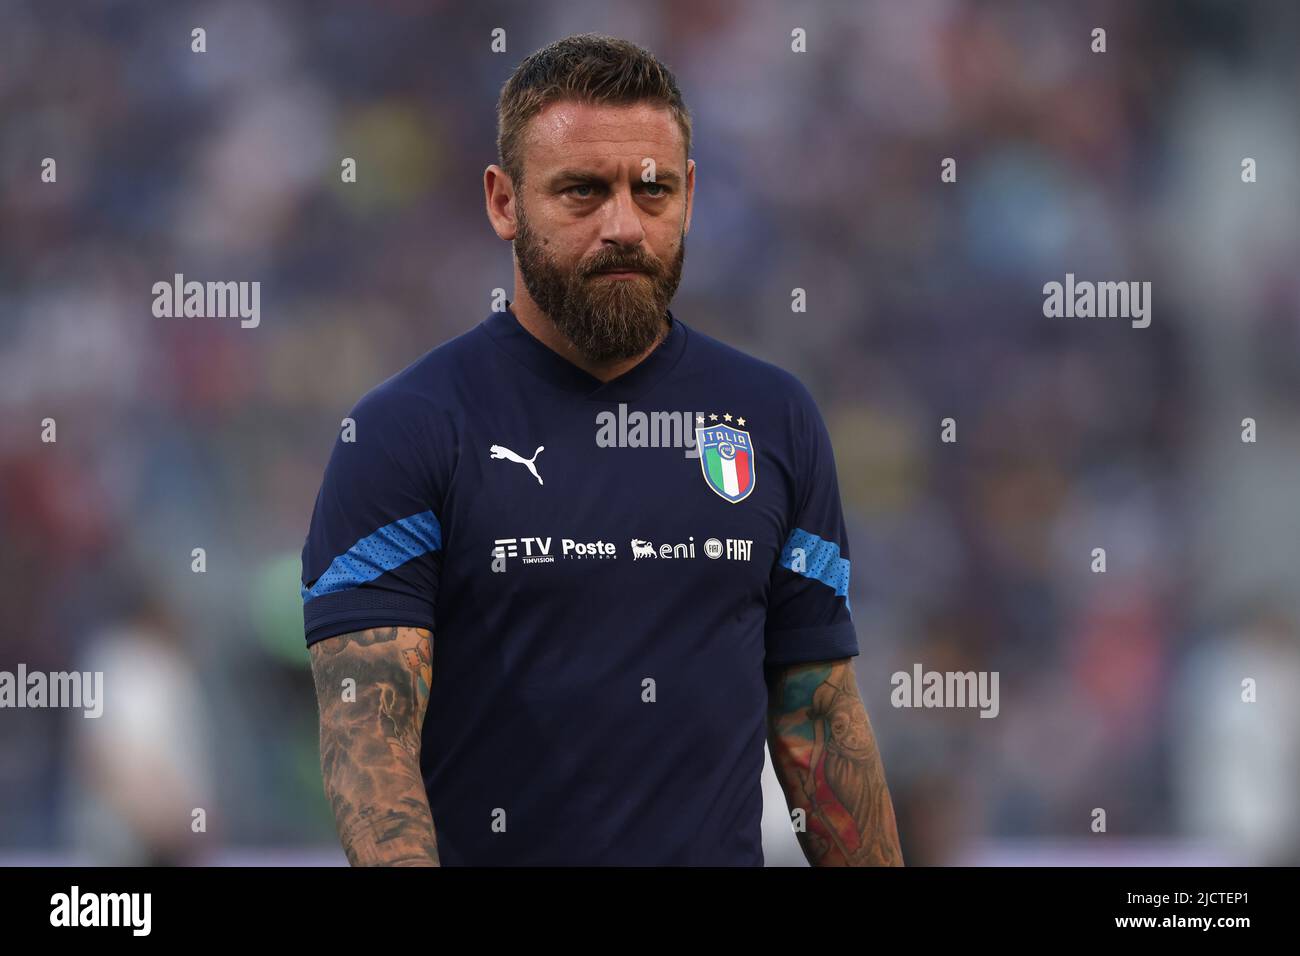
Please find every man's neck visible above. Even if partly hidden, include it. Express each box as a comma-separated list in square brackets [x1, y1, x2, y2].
[508, 297, 668, 384]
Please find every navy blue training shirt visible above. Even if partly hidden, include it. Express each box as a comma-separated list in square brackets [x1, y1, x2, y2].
[301, 305, 859, 866]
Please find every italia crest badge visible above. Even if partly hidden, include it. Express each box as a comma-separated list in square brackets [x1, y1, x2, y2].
[695, 414, 755, 503]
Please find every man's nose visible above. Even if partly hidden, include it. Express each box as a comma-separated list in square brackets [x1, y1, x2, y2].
[599, 184, 646, 248]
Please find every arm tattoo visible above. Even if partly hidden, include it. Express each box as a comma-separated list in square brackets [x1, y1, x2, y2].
[309, 626, 440, 866]
[766, 658, 903, 866]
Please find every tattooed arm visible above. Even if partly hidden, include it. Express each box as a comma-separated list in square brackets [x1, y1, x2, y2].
[765, 657, 903, 866]
[308, 626, 439, 866]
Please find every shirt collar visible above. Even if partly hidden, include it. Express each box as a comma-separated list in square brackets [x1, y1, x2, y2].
[481, 302, 688, 402]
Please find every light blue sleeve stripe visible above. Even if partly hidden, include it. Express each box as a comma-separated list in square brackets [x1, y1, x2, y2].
[778, 527, 852, 612]
[302, 510, 442, 603]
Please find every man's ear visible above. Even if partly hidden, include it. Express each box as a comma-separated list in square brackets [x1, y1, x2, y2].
[683, 158, 695, 236]
[484, 164, 518, 241]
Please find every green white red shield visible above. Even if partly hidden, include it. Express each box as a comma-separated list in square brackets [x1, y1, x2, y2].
[696, 424, 755, 502]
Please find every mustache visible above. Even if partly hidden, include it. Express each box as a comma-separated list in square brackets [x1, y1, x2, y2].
[580, 254, 660, 277]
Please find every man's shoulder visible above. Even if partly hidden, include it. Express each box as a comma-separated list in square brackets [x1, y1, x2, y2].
[350, 320, 489, 419]
[679, 319, 819, 408]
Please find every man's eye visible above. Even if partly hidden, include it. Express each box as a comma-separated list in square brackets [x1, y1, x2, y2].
[642, 182, 668, 197]
[566, 184, 597, 198]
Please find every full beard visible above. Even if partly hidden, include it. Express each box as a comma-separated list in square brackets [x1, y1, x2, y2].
[514, 205, 685, 364]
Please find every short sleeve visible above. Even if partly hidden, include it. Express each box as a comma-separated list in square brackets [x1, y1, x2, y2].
[764, 383, 859, 665]
[300, 384, 443, 647]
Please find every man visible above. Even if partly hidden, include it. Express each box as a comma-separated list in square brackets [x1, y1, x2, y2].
[301, 33, 902, 867]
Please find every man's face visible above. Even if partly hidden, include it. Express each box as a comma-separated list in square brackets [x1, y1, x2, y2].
[511, 100, 693, 363]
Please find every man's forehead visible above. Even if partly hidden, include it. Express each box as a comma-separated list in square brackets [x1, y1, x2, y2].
[525, 100, 685, 167]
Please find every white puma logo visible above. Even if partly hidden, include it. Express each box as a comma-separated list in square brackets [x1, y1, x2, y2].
[490, 443, 545, 485]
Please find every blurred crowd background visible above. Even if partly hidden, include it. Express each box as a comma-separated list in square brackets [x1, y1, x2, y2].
[1, 0, 1298, 865]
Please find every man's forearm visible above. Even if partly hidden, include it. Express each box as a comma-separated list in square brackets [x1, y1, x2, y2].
[309, 626, 440, 866]
[766, 657, 903, 866]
